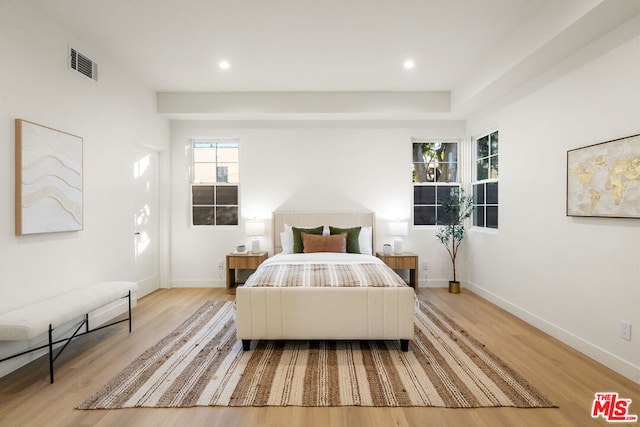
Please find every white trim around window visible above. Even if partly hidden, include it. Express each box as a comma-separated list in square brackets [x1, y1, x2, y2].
[189, 139, 240, 227]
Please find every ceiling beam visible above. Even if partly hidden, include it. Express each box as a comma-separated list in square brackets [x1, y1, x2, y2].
[452, 0, 640, 115]
[157, 91, 452, 120]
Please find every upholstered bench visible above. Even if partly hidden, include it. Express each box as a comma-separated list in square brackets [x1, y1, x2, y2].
[0, 281, 138, 383]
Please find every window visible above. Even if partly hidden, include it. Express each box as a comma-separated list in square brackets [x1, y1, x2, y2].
[473, 131, 498, 228]
[191, 140, 239, 226]
[412, 140, 460, 225]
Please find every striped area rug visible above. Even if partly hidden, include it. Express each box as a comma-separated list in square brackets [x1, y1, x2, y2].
[78, 300, 555, 408]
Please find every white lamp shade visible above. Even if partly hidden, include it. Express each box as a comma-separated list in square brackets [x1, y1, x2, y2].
[388, 221, 408, 236]
[246, 221, 265, 236]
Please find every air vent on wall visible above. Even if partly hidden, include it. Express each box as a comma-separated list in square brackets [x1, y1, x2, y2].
[69, 47, 98, 81]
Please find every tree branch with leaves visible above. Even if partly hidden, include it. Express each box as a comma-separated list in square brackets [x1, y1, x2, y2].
[435, 189, 474, 282]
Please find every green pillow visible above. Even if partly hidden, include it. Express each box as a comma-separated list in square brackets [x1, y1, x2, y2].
[292, 226, 324, 253]
[329, 226, 361, 254]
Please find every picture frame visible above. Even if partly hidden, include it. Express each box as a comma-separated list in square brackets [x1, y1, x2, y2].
[566, 134, 640, 218]
[15, 119, 84, 235]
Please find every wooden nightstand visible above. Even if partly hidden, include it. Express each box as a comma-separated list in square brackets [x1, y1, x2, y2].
[376, 251, 418, 289]
[226, 252, 268, 294]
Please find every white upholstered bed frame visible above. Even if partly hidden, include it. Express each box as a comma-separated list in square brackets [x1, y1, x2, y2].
[235, 211, 416, 351]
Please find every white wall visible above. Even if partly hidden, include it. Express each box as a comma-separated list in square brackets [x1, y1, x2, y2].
[170, 120, 465, 287]
[3, 0, 636, 386]
[0, 1, 169, 375]
[466, 34, 640, 382]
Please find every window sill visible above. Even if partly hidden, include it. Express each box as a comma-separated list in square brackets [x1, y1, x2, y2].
[470, 226, 498, 235]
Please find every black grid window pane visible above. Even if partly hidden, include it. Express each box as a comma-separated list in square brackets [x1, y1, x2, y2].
[437, 205, 455, 225]
[216, 207, 238, 226]
[193, 207, 214, 225]
[192, 185, 238, 226]
[487, 182, 499, 204]
[414, 186, 436, 204]
[474, 206, 485, 227]
[473, 183, 485, 205]
[192, 186, 214, 205]
[216, 186, 238, 205]
[486, 206, 498, 228]
[414, 206, 436, 226]
[436, 185, 458, 204]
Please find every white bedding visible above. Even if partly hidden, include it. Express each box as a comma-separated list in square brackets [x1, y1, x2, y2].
[259, 252, 386, 266]
[243, 252, 408, 288]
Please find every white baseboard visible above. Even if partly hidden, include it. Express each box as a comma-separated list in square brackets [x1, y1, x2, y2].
[89, 297, 137, 328]
[470, 282, 640, 384]
[170, 280, 225, 288]
[419, 279, 470, 288]
[0, 337, 49, 378]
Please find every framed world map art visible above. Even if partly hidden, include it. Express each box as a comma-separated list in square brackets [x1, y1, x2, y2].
[567, 134, 640, 218]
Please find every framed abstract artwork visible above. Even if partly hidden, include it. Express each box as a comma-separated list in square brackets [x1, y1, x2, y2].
[15, 119, 83, 235]
[567, 134, 640, 218]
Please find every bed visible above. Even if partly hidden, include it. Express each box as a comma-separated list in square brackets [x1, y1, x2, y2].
[235, 211, 416, 351]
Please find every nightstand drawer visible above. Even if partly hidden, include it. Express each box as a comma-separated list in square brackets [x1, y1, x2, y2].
[382, 256, 417, 270]
[227, 254, 266, 269]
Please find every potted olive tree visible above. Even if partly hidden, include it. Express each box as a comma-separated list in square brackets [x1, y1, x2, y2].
[435, 189, 474, 294]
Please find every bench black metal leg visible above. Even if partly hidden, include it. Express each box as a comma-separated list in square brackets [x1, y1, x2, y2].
[242, 339, 251, 351]
[48, 325, 54, 383]
[128, 290, 132, 333]
[400, 339, 409, 352]
[50, 317, 87, 383]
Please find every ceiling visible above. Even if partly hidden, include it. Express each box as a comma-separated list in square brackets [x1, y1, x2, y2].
[28, 0, 640, 117]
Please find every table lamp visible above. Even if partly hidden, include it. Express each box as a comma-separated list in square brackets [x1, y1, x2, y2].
[388, 221, 408, 254]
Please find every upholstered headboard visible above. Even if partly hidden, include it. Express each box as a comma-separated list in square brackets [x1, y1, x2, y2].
[273, 211, 375, 254]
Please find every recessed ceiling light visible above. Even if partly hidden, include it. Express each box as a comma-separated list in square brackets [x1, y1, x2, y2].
[403, 59, 415, 69]
[218, 60, 230, 70]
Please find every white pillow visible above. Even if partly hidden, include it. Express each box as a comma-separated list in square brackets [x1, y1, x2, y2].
[359, 226, 373, 255]
[281, 224, 294, 254]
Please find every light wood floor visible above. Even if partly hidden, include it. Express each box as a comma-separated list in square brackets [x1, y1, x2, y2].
[0, 288, 638, 426]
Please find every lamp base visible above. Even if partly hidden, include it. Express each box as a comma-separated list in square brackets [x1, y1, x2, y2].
[251, 238, 261, 253]
[393, 238, 403, 254]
